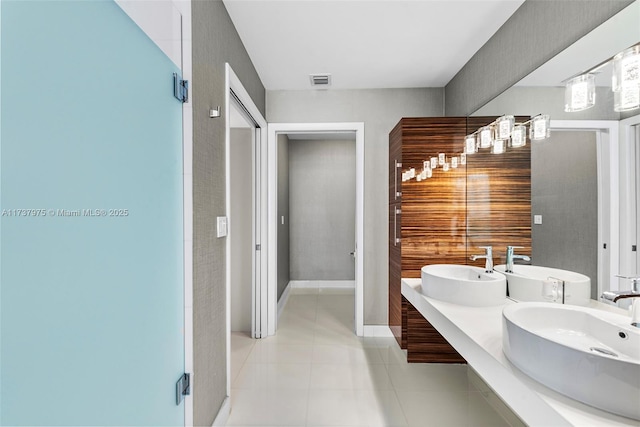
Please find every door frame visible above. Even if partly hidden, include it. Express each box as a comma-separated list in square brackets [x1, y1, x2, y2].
[225, 64, 268, 396]
[267, 122, 365, 336]
[619, 114, 640, 281]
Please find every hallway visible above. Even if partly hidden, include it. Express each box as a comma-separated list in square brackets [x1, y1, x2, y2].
[227, 288, 514, 426]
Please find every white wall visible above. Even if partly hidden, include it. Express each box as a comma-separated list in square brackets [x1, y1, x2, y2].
[267, 88, 444, 324]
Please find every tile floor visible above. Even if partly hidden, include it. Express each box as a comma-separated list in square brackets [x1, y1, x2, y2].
[227, 288, 515, 427]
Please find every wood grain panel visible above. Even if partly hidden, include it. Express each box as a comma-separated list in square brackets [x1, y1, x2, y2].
[389, 121, 403, 203]
[400, 118, 468, 278]
[401, 296, 408, 349]
[406, 300, 466, 364]
[389, 204, 402, 347]
[466, 116, 532, 264]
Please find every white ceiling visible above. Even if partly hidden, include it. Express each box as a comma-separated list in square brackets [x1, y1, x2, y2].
[223, 0, 525, 91]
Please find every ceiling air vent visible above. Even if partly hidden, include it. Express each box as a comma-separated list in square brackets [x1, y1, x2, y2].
[310, 74, 331, 87]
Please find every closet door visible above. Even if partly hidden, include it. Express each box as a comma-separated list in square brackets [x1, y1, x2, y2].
[1, 2, 184, 425]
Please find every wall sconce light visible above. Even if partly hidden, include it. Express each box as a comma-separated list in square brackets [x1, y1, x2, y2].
[613, 44, 640, 112]
[438, 153, 446, 166]
[460, 153, 467, 165]
[530, 114, 550, 140]
[465, 135, 477, 154]
[430, 157, 438, 169]
[491, 139, 506, 154]
[510, 125, 527, 148]
[451, 156, 459, 168]
[563, 42, 639, 113]
[495, 115, 515, 140]
[478, 126, 493, 149]
[564, 74, 596, 112]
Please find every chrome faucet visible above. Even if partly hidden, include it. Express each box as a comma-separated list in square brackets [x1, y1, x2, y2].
[505, 246, 531, 273]
[470, 246, 493, 273]
[601, 275, 640, 328]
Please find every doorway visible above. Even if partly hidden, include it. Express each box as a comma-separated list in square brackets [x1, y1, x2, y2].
[268, 123, 365, 337]
[225, 64, 268, 400]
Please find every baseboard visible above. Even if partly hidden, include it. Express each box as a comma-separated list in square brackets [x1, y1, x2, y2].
[211, 396, 230, 426]
[277, 282, 292, 320]
[289, 280, 355, 289]
[362, 325, 394, 337]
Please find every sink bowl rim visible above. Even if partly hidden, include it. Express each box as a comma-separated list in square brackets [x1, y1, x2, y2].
[503, 302, 640, 363]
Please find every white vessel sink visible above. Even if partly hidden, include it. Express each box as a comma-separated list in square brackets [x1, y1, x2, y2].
[494, 264, 591, 306]
[421, 264, 507, 306]
[503, 303, 640, 420]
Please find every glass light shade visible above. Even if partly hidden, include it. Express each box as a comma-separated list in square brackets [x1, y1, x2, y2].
[510, 125, 527, 148]
[496, 115, 515, 139]
[465, 135, 477, 154]
[426, 167, 433, 178]
[614, 81, 640, 112]
[491, 139, 506, 154]
[530, 115, 550, 140]
[479, 126, 493, 148]
[460, 153, 467, 165]
[409, 168, 416, 178]
[438, 153, 446, 165]
[402, 172, 408, 182]
[420, 169, 427, 180]
[612, 45, 640, 93]
[430, 157, 438, 169]
[564, 74, 596, 112]
[416, 174, 422, 182]
[423, 160, 430, 170]
[613, 45, 640, 111]
[443, 162, 450, 172]
[451, 156, 458, 168]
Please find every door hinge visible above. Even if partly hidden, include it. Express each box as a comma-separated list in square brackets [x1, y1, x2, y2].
[176, 373, 191, 405]
[633, 245, 637, 252]
[256, 244, 261, 251]
[173, 73, 189, 103]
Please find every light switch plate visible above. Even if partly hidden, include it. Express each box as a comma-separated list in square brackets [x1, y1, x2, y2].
[534, 215, 543, 225]
[216, 216, 227, 237]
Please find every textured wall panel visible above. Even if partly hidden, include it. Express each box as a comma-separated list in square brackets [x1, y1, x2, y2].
[289, 139, 356, 280]
[192, 1, 265, 424]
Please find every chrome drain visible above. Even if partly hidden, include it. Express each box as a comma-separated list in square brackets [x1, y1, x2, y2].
[589, 347, 618, 357]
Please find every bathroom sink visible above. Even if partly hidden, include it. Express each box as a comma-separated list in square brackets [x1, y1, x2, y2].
[503, 303, 640, 420]
[421, 264, 507, 306]
[494, 264, 591, 306]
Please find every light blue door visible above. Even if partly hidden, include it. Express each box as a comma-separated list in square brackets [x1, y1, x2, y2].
[1, 1, 185, 425]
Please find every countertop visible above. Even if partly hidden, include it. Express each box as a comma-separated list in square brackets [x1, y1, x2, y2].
[401, 278, 640, 427]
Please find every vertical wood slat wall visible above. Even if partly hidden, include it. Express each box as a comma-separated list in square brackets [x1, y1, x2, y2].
[388, 117, 531, 361]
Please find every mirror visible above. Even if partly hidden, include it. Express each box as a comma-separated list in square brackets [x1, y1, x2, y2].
[470, 1, 640, 301]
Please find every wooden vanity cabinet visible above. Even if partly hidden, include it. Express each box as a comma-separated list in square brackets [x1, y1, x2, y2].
[388, 117, 467, 360]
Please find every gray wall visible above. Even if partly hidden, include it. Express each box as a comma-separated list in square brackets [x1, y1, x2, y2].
[473, 86, 620, 120]
[445, 0, 633, 116]
[192, 1, 265, 424]
[267, 88, 444, 324]
[532, 131, 598, 299]
[289, 138, 356, 280]
[230, 128, 253, 332]
[277, 134, 290, 300]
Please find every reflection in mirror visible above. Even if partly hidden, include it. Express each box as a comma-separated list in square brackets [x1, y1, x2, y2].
[471, 1, 640, 302]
